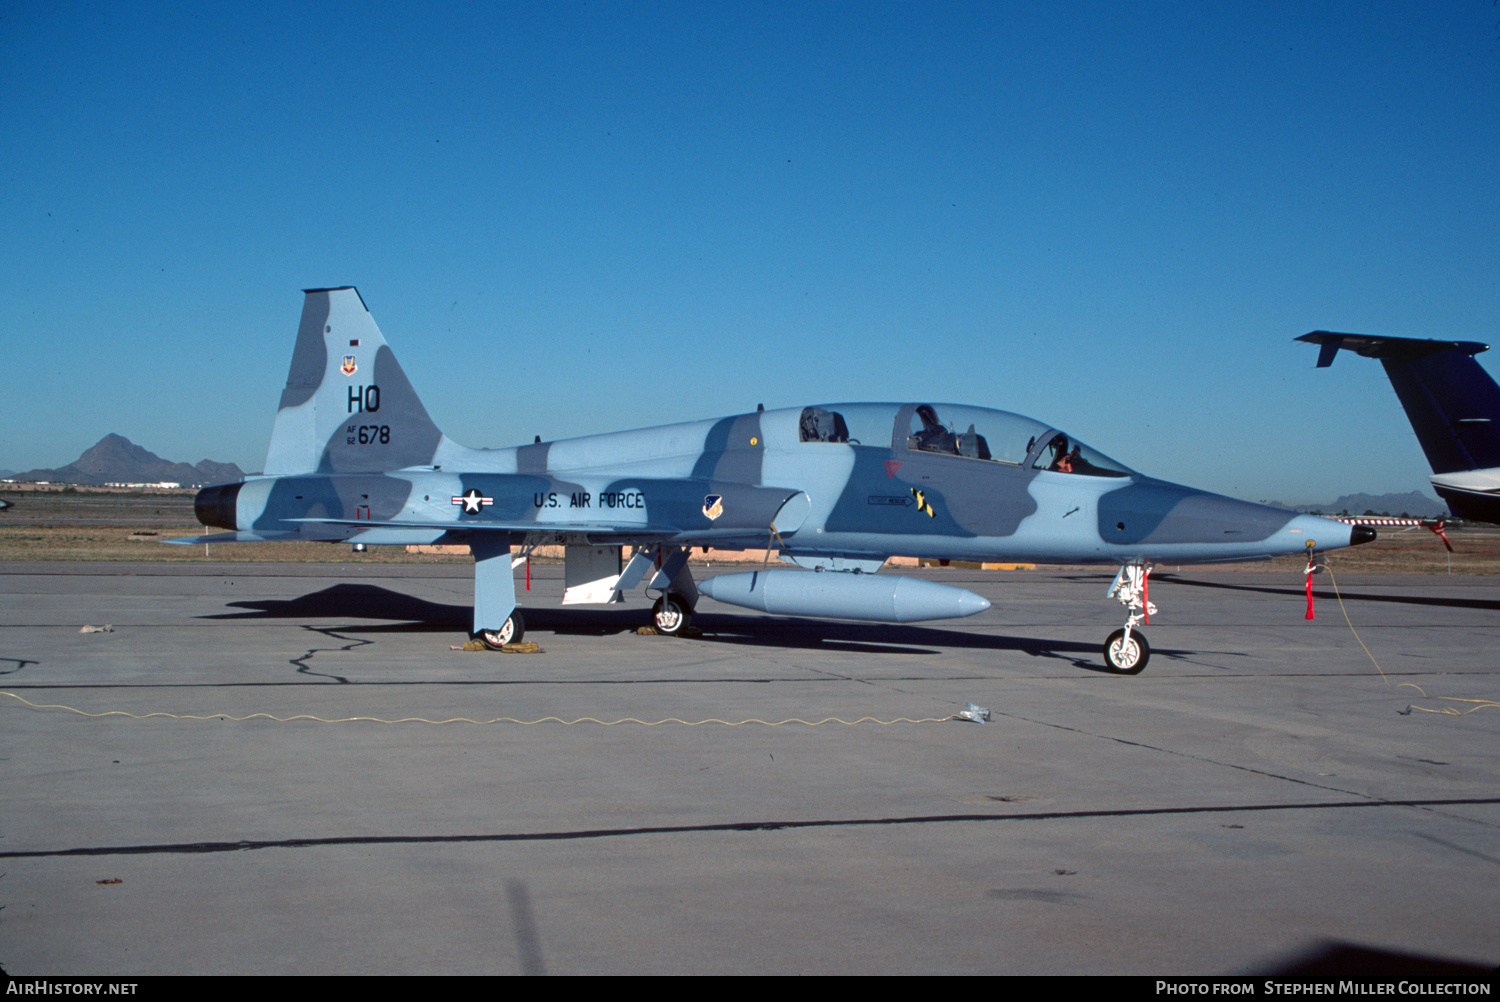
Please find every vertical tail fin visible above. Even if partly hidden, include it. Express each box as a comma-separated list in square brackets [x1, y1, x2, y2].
[264, 287, 444, 475]
[1298, 331, 1500, 475]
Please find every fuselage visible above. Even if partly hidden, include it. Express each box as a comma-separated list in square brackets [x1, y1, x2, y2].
[1429, 468, 1500, 524]
[197, 400, 1360, 563]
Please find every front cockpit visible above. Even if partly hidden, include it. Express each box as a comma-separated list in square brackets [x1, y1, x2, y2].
[1024, 429, 1132, 478]
[799, 402, 1134, 478]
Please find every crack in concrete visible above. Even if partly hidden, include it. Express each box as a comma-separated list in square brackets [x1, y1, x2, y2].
[289, 626, 373, 683]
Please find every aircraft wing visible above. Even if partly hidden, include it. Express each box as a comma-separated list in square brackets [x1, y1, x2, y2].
[283, 516, 769, 544]
[288, 509, 793, 545]
[288, 517, 677, 534]
[184, 478, 805, 548]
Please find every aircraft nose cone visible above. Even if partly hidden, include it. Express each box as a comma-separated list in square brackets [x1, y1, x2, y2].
[1351, 525, 1377, 546]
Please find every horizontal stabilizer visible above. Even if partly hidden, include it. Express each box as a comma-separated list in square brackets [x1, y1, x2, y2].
[1298, 331, 1490, 367]
[164, 530, 301, 545]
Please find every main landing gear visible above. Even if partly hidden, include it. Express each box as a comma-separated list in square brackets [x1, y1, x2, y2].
[652, 594, 694, 636]
[641, 544, 699, 637]
[475, 609, 526, 650]
[1103, 560, 1154, 674]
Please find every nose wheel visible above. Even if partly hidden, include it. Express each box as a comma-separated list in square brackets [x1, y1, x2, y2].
[1103, 627, 1149, 674]
[474, 609, 525, 650]
[652, 594, 694, 636]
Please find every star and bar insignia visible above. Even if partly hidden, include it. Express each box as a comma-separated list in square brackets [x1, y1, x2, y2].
[452, 488, 493, 514]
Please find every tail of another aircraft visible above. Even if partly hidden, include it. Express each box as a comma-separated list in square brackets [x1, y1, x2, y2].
[1300, 330, 1500, 523]
[264, 287, 444, 475]
[1299, 331, 1500, 475]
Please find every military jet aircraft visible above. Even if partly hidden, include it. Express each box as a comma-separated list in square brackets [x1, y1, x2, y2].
[177, 288, 1372, 673]
[1299, 331, 1500, 526]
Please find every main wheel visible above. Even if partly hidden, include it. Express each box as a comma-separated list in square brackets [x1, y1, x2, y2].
[476, 609, 525, 650]
[652, 594, 693, 636]
[1103, 628, 1149, 674]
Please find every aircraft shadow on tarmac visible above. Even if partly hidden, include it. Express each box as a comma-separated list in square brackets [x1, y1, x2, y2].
[204, 582, 1124, 668]
[1257, 939, 1494, 978]
[205, 583, 471, 631]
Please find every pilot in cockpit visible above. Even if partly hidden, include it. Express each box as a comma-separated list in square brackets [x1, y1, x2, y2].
[1046, 436, 1076, 473]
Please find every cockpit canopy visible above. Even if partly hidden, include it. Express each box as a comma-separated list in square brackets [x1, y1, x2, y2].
[799, 403, 1133, 477]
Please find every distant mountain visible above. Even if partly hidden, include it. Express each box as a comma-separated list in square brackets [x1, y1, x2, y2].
[1269, 490, 1448, 518]
[1321, 491, 1447, 517]
[13, 434, 244, 487]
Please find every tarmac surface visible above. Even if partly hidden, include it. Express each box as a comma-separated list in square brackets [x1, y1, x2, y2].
[1, 559, 1496, 975]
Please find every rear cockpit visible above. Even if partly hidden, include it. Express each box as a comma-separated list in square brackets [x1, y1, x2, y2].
[798, 402, 1134, 477]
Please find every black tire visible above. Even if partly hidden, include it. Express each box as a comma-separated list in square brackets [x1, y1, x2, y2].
[652, 595, 693, 636]
[476, 609, 525, 650]
[1103, 628, 1149, 674]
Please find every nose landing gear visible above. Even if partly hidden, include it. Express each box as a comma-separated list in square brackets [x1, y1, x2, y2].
[1104, 560, 1155, 674]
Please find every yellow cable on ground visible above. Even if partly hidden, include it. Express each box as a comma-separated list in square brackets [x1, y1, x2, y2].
[0, 691, 951, 727]
[1323, 565, 1498, 716]
[1322, 564, 1389, 683]
[1387, 683, 1500, 717]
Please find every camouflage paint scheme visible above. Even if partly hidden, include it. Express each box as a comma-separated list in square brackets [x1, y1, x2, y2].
[182, 288, 1367, 665]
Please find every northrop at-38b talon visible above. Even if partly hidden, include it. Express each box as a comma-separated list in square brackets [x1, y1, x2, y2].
[177, 288, 1374, 673]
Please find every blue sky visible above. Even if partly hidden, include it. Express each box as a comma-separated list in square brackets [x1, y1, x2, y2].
[2, 1, 1497, 503]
